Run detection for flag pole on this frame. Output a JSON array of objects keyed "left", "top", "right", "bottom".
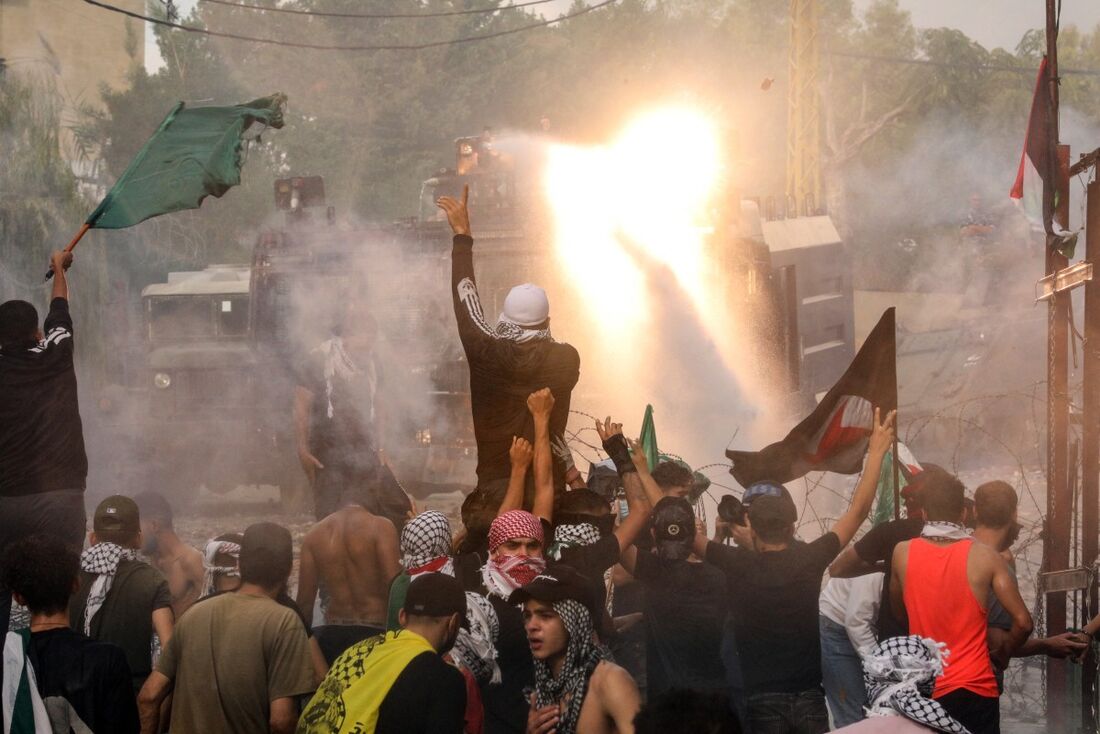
[
  {"left": 44, "top": 223, "right": 91, "bottom": 281},
  {"left": 891, "top": 430, "right": 900, "bottom": 521}
]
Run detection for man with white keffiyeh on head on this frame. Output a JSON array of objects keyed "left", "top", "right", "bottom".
[
  {"left": 203, "top": 533, "right": 243, "bottom": 596},
  {"left": 439, "top": 187, "right": 581, "bottom": 514},
  {"left": 69, "top": 495, "right": 173, "bottom": 694},
  {"left": 511, "top": 567, "right": 641, "bottom": 734},
  {"left": 831, "top": 635, "right": 970, "bottom": 733}
]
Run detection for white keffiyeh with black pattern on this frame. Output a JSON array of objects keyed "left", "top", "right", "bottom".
[
  {"left": 532, "top": 599, "right": 610, "bottom": 734},
  {"left": 863, "top": 635, "right": 971, "bottom": 733},
  {"left": 79, "top": 543, "right": 140, "bottom": 635}
]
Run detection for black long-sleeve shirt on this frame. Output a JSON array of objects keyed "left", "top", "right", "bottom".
[
  {"left": 0, "top": 298, "right": 87, "bottom": 496},
  {"left": 450, "top": 235, "right": 580, "bottom": 486}
]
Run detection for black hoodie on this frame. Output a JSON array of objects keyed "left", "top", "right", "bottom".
[{"left": 451, "top": 235, "right": 580, "bottom": 486}]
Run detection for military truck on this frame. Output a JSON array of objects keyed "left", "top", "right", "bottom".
[{"left": 138, "top": 265, "right": 304, "bottom": 501}]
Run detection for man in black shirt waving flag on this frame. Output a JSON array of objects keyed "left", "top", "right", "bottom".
[{"left": 0, "top": 250, "right": 87, "bottom": 638}]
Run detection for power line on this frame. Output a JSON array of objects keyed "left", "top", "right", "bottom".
[
  {"left": 81, "top": 0, "right": 617, "bottom": 51},
  {"left": 199, "top": 0, "right": 559, "bottom": 20}
]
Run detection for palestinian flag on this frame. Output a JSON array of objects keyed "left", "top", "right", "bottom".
[
  {"left": 1009, "top": 57, "right": 1076, "bottom": 256},
  {"left": 727, "top": 308, "right": 896, "bottom": 486},
  {"left": 871, "top": 442, "right": 922, "bottom": 526}
]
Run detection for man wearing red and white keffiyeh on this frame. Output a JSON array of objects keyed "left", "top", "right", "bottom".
[
  {"left": 401, "top": 510, "right": 455, "bottom": 578},
  {"left": 481, "top": 510, "right": 547, "bottom": 600}
]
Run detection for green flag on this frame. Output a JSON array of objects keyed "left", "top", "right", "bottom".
[
  {"left": 86, "top": 94, "right": 286, "bottom": 229},
  {"left": 640, "top": 404, "right": 659, "bottom": 471},
  {"left": 870, "top": 441, "right": 922, "bottom": 526}
]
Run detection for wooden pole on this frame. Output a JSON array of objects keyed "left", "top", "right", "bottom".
[
  {"left": 1081, "top": 175, "right": 1100, "bottom": 732},
  {"left": 44, "top": 222, "right": 91, "bottom": 281}
]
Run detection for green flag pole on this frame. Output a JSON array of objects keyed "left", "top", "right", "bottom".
[{"left": 44, "top": 223, "right": 91, "bottom": 281}]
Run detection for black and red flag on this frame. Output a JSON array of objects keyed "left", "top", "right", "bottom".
[
  {"left": 727, "top": 308, "right": 897, "bottom": 487},
  {"left": 1009, "top": 57, "right": 1075, "bottom": 256}
]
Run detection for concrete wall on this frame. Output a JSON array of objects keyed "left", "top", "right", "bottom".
[{"left": 1, "top": 0, "right": 145, "bottom": 157}]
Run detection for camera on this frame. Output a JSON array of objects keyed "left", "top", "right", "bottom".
[{"left": 717, "top": 495, "right": 746, "bottom": 525}]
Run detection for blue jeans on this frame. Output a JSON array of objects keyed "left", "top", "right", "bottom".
[
  {"left": 747, "top": 689, "right": 829, "bottom": 734},
  {"left": 819, "top": 614, "right": 868, "bottom": 727}
]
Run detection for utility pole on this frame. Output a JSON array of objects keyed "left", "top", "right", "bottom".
[
  {"left": 1043, "top": 0, "right": 1072, "bottom": 727},
  {"left": 786, "top": 0, "right": 821, "bottom": 217}
]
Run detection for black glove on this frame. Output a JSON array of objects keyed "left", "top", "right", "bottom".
[{"left": 602, "top": 434, "right": 636, "bottom": 476}]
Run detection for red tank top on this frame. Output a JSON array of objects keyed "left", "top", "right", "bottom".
[{"left": 903, "top": 538, "right": 998, "bottom": 698}]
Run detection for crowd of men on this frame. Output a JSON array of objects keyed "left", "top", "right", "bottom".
[{"left": 0, "top": 193, "right": 1095, "bottom": 734}]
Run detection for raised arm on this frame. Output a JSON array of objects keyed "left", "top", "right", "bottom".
[
  {"left": 528, "top": 388, "right": 556, "bottom": 523},
  {"left": 441, "top": 185, "right": 496, "bottom": 353},
  {"left": 498, "top": 436, "right": 534, "bottom": 516},
  {"left": 829, "top": 408, "right": 896, "bottom": 548},
  {"left": 50, "top": 250, "right": 72, "bottom": 302},
  {"left": 828, "top": 545, "right": 884, "bottom": 579},
  {"left": 594, "top": 419, "right": 653, "bottom": 554}
]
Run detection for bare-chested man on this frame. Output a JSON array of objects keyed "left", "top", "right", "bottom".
[
  {"left": 515, "top": 568, "right": 641, "bottom": 734},
  {"left": 135, "top": 491, "right": 205, "bottom": 618},
  {"left": 297, "top": 485, "right": 402, "bottom": 665}
]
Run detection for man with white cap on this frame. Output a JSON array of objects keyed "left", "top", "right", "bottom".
[{"left": 438, "top": 186, "right": 581, "bottom": 510}]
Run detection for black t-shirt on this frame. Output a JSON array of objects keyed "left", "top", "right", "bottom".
[
  {"left": 69, "top": 558, "right": 172, "bottom": 692},
  {"left": 0, "top": 298, "right": 87, "bottom": 496},
  {"left": 451, "top": 236, "right": 581, "bottom": 486},
  {"left": 634, "top": 552, "right": 729, "bottom": 696},
  {"left": 376, "top": 650, "right": 467, "bottom": 734},
  {"left": 298, "top": 343, "right": 382, "bottom": 465},
  {"left": 706, "top": 533, "right": 841, "bottom": 694},
  {"left": 28, "top": 627, "right": 139, "bottom": 734},
  {"left": 483, "top": 594, "right": 533, "bottom": 734},
  {"left": 853, "top": 517, "right": 923, "bottom": 640}
]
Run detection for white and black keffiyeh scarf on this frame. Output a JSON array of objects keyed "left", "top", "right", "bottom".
[
  {"left": 920, "top": 521, "right": 971, "bottom": 542},
  {"left": 863, "top": 636, "right": 970, "bottom": 733},
  {"left": 547, "top": 524, "right": 601, "bottom": 560},
  {"left": 202, "top": 539, "right": 241, "bottom": 596},
  {"left": 494, "top": 316, "right": 553, "bottom": 344},
  {"left": 401, "top": 511, "right": 454, "bottom": 575},
  {"left": 548, "top": 524, "right": 614, "bottom": 615},
  {"left": 315, "top": 337, "right": 377, "bottom": 420},
  {"left": 452, "top": 592, "right": 501, "bottom": 685},
  {"left": 80, "top": 543, "right": 139, "bottom": 635},
  {"left": 533, "top": 599, "right": 610, "bottom": 734}
]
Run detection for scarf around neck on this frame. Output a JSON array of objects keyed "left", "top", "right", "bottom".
[
  {"left": 533, "top": 599, "right": 609, "bottom": 734},
  {"left": 494, "top": 317, "right": 553, "bottom": 344},
  {"left": 481, "top": 555, "right": 547, "bottom": 599},
  {"left": 920, "top": 521, "right": 971, "bottom": 542},
  {"left": 451, "top": 592, "right": 501, "bottom": 685},
  {"left": 548, "top": 523, "right": 614, "bottom": 616},
  {"left": 80, "top": 543, "right": 140, "bottom": 635}
]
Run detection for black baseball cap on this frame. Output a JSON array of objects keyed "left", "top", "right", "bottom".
[
  {"left": 93, "top": 495, "right": 140, "bottom": 534},
  {"left": 404, "top": 573, "right": 467, "bottom": 619},
  {"left": 509, "top": 564, "right": 598, "bottom": 618},
  {"left": 653, "top": 496, "right": 694, "bottom": 542},
  {"left": 748, "top": 493, "right": 798, "bottom": 529}
]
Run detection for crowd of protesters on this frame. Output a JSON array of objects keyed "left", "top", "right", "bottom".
[{"left": 0, "top": 194, "right": 1096, "bottom": 734}]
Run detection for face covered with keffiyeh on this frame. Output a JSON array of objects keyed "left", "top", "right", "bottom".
[
  {"left": 482, "top": 511, "right": 546, "bottom": 599},
  {"left": 862, "top": 636, "right": 971, "bottom": 733},
  {"left": 401, "top": 511, "right": 454, "bottom": 577},
  {"left": 523, "top": 597, "right": 609, "bottom": 734}
]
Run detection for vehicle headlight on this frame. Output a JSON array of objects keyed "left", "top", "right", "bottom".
[
  {"left": 416, "top": 429, "right": 432, "bottom": 446},
  {"left": 153, "top": 372, "right": 172, "bottom": 390}
]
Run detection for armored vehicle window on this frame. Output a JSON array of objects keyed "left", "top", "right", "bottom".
[
  {"left": 217, "top": 297, "right": 249, "bottom": 337},
  {"left": 149, "top": 298, "right": 215, "bottom": 341}
]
